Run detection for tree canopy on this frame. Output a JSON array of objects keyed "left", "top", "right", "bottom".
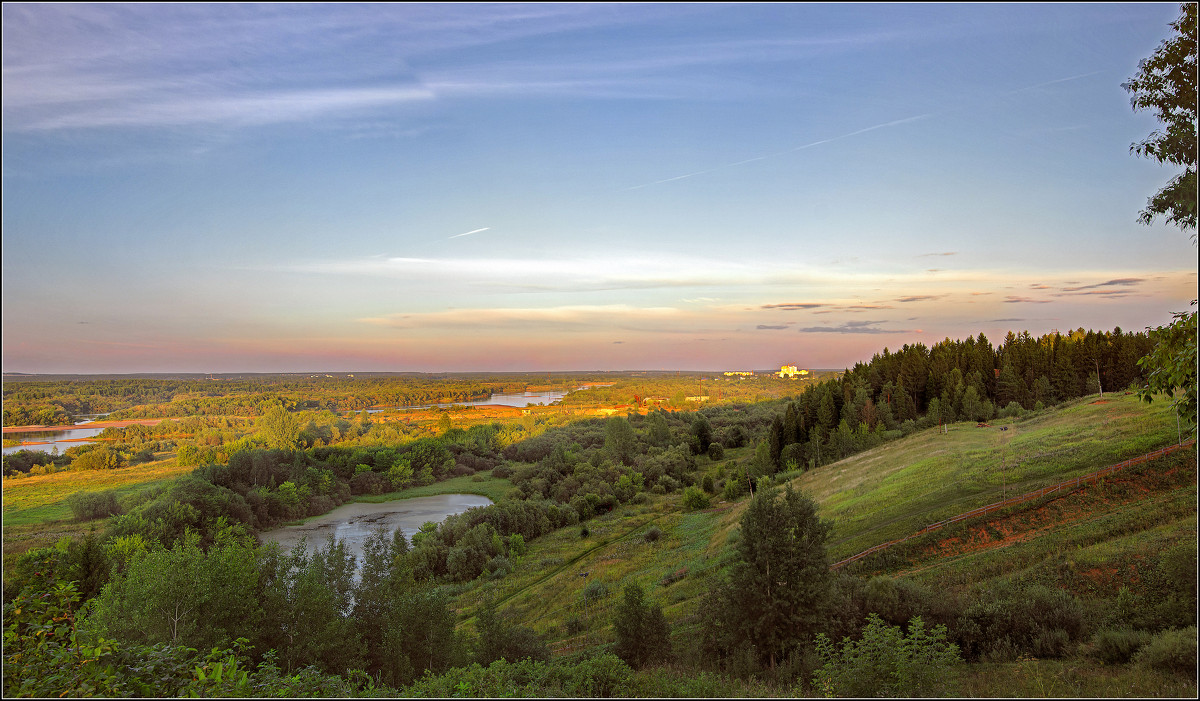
[{"left": 1123, "top": 2, "right": 1198, "bottom": 233}]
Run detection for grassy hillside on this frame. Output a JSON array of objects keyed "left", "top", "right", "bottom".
[
  {"left": 459, "top": 392, "right": 1192, "bottom": 676},
  {"left": 787, "top": 393, "right": 1181, "bottom": 561}
]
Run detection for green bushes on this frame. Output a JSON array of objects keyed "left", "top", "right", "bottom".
[
  {"left": 1090, "top": 628, "right": 1153, "bottom": 665},
  {"left": 1133, "top": 626, "right": 1198, "bottom": 676},
  {"left": 474, "top": 602, "right": 549, "bottom": 665},
  {"left": 682, "top": 485, "right": 710, "bottom": 511},
  {"left": 955, "top": 584, "right": 1087, "bottom": 661},
  {"left": 813, "top": 614, "right": 962, "bottom": 697},
  {"left": 67, "top": 490, "right": 123, "bottom": 521},
  {"left": 397, "top": 654, "right": 634, "bottom": 698}
]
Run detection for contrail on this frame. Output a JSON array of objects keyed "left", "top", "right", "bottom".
[
  {"left": 621, "top": 69, "right": 1102, "bottom": 193},
  {"left": 448, "top": 227, "right": 490, "bottom": 239},
  {"left": 622, "top": 113, "right": 932, "bottom": 191}
]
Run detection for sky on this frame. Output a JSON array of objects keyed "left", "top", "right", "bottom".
[{"left": 2, "top": 2, "right": 1196, "bottom": 374}]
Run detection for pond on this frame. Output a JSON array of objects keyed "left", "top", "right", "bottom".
[{"left": 258, "top": 493, "right": 492, "bottom": 563}]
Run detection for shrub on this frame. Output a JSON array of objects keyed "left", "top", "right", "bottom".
[
  {"left": 1134, "top": 627, "right": 1197, "bottom": 676},
  {"left": 955, "top": 584, "right": 1086, "bottom": 661},
  {"left": 682, "top": 485, "right": 711, "bottom": 511},
  {"left": 707, "top": 443, "right": 725, "bottom": 461},
  {"left": 813, "top": 614, "right": 962, "bottom": 698},
  {"left": 582, "top": 580, "right": 607, "bottom": 602},
  {"left": 1091, "top": 628, "right": 1153, "bottom": 665},
  {"left": 349, "top": 471, "right": 390, "bottom": 495},
  {"left": 565, "top": 616, "right": 585, "bottom": 635},
  {"left": 66, "top": 490, "right": 123, "bottom": 521},
  {"left": 486, "top": 555, "right": 513, "bottom": 578},
  {"left": 642, "top": 525, "right": 663, "bottom": 543}
]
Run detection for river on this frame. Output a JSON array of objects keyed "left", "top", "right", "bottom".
[
  {"left": 258, "top": 493, "right": 493, "bottom": 562},
  {"left": 2, "top": 426, "right": 107, "bottom": 456},
  {"left": 367, "top": 388, "right": 573, "bottom": 412}
]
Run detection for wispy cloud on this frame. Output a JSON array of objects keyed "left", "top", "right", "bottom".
[
  {"left": 1060, "top": 277, "right": 1144, "bottom": 292},
  {"left": 917, "top": 251, "right": 958, "bottom": 257},
  {"left": 1053, "top": 289, "right": 1137, "bottom": 298},
  {"left": 761, "top": 302, "right": 825, "bottom": 310},
  {"left": 757, "top": 324, "right": 790, "bottom": 330},
  {"left": 895, "top": 294, "right": 945, "bottom": 303},
  {"left": 1004, "top": 295, "right": 1052, "bottom": 304},
  {"left": 797, "top": 320, "right": 914, "bottom": 334},
  {"left": 360, "top": 304, "right": 683, "bottom": 330}
]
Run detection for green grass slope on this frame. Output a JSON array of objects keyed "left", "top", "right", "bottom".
[{"left": 463, "top": 392, "right": 1189, "bottom": 658}]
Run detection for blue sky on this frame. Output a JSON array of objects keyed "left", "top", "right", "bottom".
[{"left": 3, "top": 3, "right": 1195, "bottom": 373}]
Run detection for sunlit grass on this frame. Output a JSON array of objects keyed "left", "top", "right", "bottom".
[
  {"left": 781, "top": 393, "right": 1179, "bottom": 560},
  {"left": 1, "top": 454, "right": 189, "bottom": 526}
]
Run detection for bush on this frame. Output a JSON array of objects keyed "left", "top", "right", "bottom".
[
  {"left": 66, "top": 490, "right": 123, "bottom": 521},
  {"left": 955, "top": 584, "right": 1086, "bottom": 661},
  {"left": 707, "top": 443, "right": 725, "bottom": 461},
  {"left": 642, "top": 525, "right": 663, "bottom": 543},
  {"left": 1091, "top": 628, "right": 1153, "bottom": 665},
  {"left": 1134, "top": 627, "right": 1197, "bottom": 676},
  {"left": 682, "top": 485, "right": 711, "bottom": 511},
  {"left": 582, "top": 580, "right": 608, "bottom": 602},
  {"left": 813, "top": 614, "right": 962, "bottom": 697}
]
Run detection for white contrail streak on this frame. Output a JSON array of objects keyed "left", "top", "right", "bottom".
[
  {"left": 622, "top": 113, "right": 932, "bottom": 191},
  {"left": 621, "top": 69, "right": 1102, "bottom": 192},
  {"left": 448, "top": 227, "right": 490, "bottom": 239}
]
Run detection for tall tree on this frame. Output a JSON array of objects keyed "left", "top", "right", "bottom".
[
  {"left": 1126, "top": 3, "right": 1198, "bottom": 434},
  {"left": 612, "top": 582, "right": 672, "bottom": 669},
  {"left": 257, "top": 404, "right": 302, "bottom": 450},
  {"left": 707, "top": 483, "right": 831, "bottom": 670},
  {"left": 1123, "top": 2, "right": 1198, "bottom": 233}
]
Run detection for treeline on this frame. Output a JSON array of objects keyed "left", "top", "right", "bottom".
[
  {"left": 558, "top": 372, "right": 832, "bottom": 408},
  {"left": 3, "top": 374, "right": 594, "bottom": 426},
  {"left": 738, "top": 327, "right": 1155, "bottom": 475}
]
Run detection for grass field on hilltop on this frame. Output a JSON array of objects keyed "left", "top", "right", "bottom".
[{"left": 782, "top": 393, "right": 1181, "bottom": 560}]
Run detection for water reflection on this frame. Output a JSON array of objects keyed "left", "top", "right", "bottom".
[
  {"left": 258, "top": 493, "right": 492, "bottom": 564},
  {"left": 3, "top": 427, "right": 104, "bottom": 456}
]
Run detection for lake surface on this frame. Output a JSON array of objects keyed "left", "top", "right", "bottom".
[{"left": 258, "top": 493, "right": 493, "bottom": 562}]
